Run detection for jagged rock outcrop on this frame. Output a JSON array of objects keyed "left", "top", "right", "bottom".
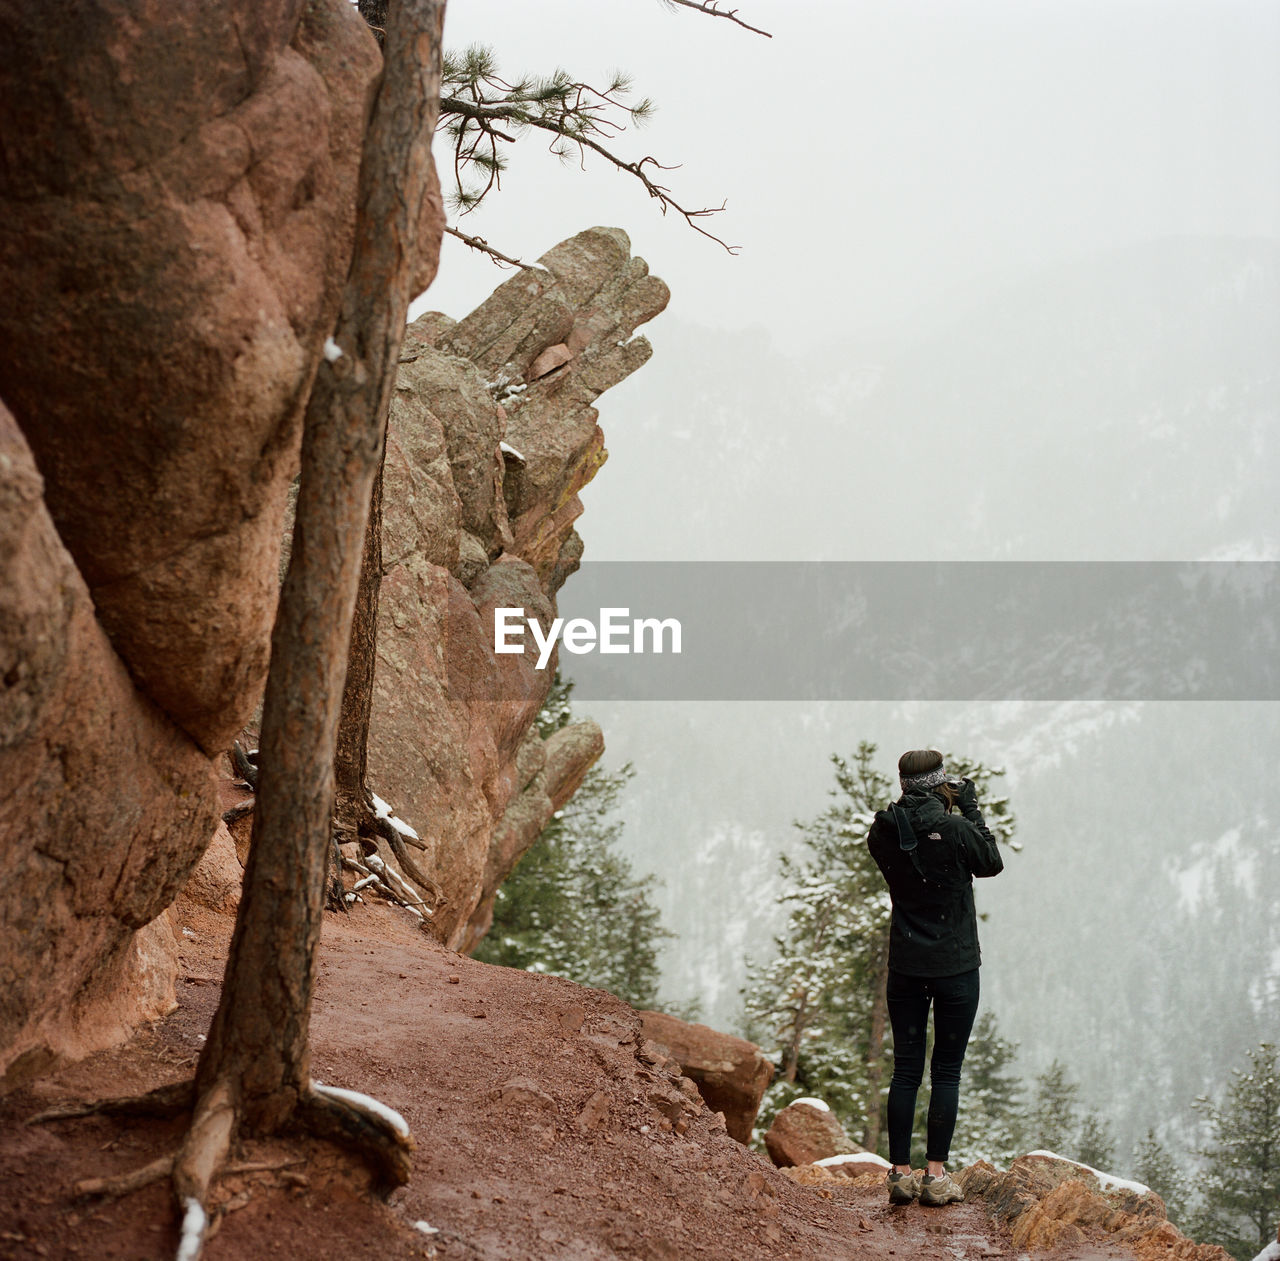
[
  {"left": 637, "top": 1009, "right": 775, "bottom": 1144},
  {"left": 368, "top": 228, "right": 669, "bottom": 949},
  {"left": 764, "top": 1099, "right": 862, "bottom": 1168},
  {"left": 957, "top": 1153, "right": 1233, "bottom": 1260},
  {"left": 0, "top": 1, "right": 380, "bottom": 1078}
]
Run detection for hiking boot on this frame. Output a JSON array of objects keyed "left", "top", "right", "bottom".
[
  {"left": 886, "top": 1169, "right": 921, "bottom": 1204},
  {"left": 919, "top": 1171, "right": 965, "bottom": 1206}
]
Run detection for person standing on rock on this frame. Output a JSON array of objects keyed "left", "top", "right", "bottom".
[{"left": 865, "top": 748, "right": 1004, "bottom": 1206}]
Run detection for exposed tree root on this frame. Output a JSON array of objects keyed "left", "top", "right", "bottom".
[
  {"left": 220, "top": 799, "right": 255, "bottom": 826},
  {"left": 226, "top": 739, "right": 443, "bottom": 921},
  {"left": 75, "top": 1152, "right": 175, "bottom": 1198},
  {"left": 26, "top": 1079, "right": 194, "bottom": 1125},
  {"left": 74, "top": 1154, "right": 306, "bottom": 1201},
  {"left": 170, "top": 1077, "right": 235, "bottom": 1257},
  {"left": 28, "top": 1077, "right": 412, "bottom": 1260},
  {"left": 302, "top": 1081, "right": 415, "bottom": 1189}
]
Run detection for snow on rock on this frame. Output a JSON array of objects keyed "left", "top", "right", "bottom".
[
  {"left": 311, "top": 1081, "right": 411, "bottom": 1138},
  {"left": 792, "top": 1096, "right": 830, "bottom": 1112},
  {"left": 414, "top": 1221, "right": 440, "bottom": 1236},
  {"left": 1250, "top": 1244, "right": 1280, "bottom": 1261},
  {"left": 816, "top": 1152, "right": 891, "bottom": 1170},
  {"left": 499, "top": 440, "right": 526, "bottom": 463},
  {"left": 323, "top": 336, "right": 343, "bottom": 362},
  {"left": 1024, "top": 1150, "right": 1150, "bottom": 1196}
]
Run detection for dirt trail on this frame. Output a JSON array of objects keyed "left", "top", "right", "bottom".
[{"left": 0, "top": 898, "right": 1135, "bottom": 1260}]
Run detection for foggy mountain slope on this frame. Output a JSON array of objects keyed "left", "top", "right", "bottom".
[
  {"left": 585, "top": 237, "right": 1279, "bottom": 564},
  {"left": 797, "top": 235, "right": 1280, "bottom": 561},
  {"left": 555, "top": 234, "right": 1279, "bottom": 1170},
  {"left": 574, "top": 694, "right": 1280, "bottom": 1165},
  {"left": 944, "top": 701, "right": 1280, "bottom": 1158}
]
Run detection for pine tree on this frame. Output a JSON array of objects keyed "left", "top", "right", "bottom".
[
  {"left": 1192, "top": 1042, "right": 1280, "bottom": 1260},
  {"left": 1077, "top": 1111, "right": 1117, "bottom": 1169},
  {"left": 1132, "top": 1128, "right": 1189, "bottom": 1225},
  {"left": 741, "top": 744, "right": 893, "bottom": 1147},
  {"left": 475, "top": 678, "right": 674, "bottom": 1010},
  {"left": 950, "top": 1011, "right": 1026, "bottom": 1166},
  {"left": 1025, "top": 1060, "right": 1081, "bottom": 1154},
  {"left": 742, "top": 742, "right": 1017, "bottom": 1155}
]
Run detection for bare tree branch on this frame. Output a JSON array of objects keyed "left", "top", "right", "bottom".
[
  {"left": 660, "top": 0, "right": 772, "bottom": 38},
  {"left": 443, "top": 225, "right": 534, "bottom": 270},
  {"left": 440, "top": 92, "right": 741, "bottom": 254}
]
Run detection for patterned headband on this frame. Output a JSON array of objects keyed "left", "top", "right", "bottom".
[{"left": 900, "top": 763, "right": 948, "bottom": 791}]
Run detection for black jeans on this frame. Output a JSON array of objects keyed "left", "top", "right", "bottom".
[{"left": 885, "top": 967, "right": 980, "bottom": 1166}]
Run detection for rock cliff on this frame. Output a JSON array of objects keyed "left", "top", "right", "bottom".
[
  {"left": 0, "top": 0, "right": 667, "bottom": 1079},
  {"left": 367, "top": 227, "right": 669, "bottom": 950},
  {"left": 0, "top": 0, "right": 380, "bottom": 1081}
]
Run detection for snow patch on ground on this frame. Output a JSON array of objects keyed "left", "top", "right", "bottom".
[
  {"left": 1249, "top": 1241, "right": 1280, "bottom": 1261},
  {"left": 1024, "top": 1150, "right": 1150, "bottom": 1196}
]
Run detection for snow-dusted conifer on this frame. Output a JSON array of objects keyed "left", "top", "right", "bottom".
[
  {"left": 474, "top": 675, "right": 673, "bottom": 1010},
  {"left": 1191, "top": 1042, "right": 1280, "bottom": 1260},
  {"left": 950, "top": 1011, "right": 1025, "bottom": 1166},
  {"left": 1025, "top": 1059, "right": 1081, "bottom": 1153},
  {"left": 1076, "top": 1110, "right": 1117, "bottom": 1169},
  {"left": 1132, "top": 1128, "right": 1189, "bottom": 1225}
]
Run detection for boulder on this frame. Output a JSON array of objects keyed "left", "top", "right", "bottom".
[
  {"left": 637, "top": 1010, "right": 774, "bottom": 1145},
  {"left": 367, "top": 228, "right": 668, "bottom": 950},
  {"left": 957, "top": 1154, "right": 1232, "bottom": 1261},
  {"left": 180, "top": 822, "right": 244, "bottom": 916},
  {"left": 779, "top": 1153, "right": 891, "bottom": 1186},
  {"left": 764, "top": 1099, "right": 861, "bottom": 1168}
]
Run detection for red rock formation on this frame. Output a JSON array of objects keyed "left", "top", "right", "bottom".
[
  {"left": 0, "top": 1, "right": 379, "bottom": 1078},
  {"left": 638, "top": 1009, "right": 775, "bottom": 1145},
  {"left": 0, "top": 407, "right": 216, "bottom": 1080},
  {"left": 0, "top": 0, "right": 378, "bottom": 754},
  {"left": 368, "top": 228, "right": 669, "bottom": 949},
  {"left": 764, "top": 1100, "right": 862, "bottom": 1168},
  {"left": 0, "top": 0, "right": 666, "bottom": 1070}
]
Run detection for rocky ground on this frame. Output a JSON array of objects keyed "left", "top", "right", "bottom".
[{"left": 0, "top": 896, "right": 1146, "bottom": 1260}]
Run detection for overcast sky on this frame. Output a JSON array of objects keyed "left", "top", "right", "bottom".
[{"left": 420, "top": 0, "right": 1280, "bottom": 351}]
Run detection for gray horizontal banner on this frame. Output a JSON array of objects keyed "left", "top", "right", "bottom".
[{"left": 452, "top": 562, "right": 1279, "bottom": 701}]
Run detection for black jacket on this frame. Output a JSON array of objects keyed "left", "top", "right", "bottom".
[{"left": 866, "top": 786, "right": 1004, "bottom": 977}]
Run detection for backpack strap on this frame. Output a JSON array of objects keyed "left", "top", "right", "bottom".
[{"left": 890, "top": 803, "right": 930, "bottom": 883}]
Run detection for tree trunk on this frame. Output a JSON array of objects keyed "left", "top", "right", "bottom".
[
  {"left": 357, "top": 0, "right": 390, "bottom": 46},
  {"left": 193, "top": 0, "right": 446, "bottom": 1136},
  {"left": 781, "top": 990, "right": 808, "bottom": 1084},
  {"left": 862, "top": 922, "right": 892, "bottom": 1150},
  {"left": 334, "top": 449, "right": 384, "bottom": 828}
]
